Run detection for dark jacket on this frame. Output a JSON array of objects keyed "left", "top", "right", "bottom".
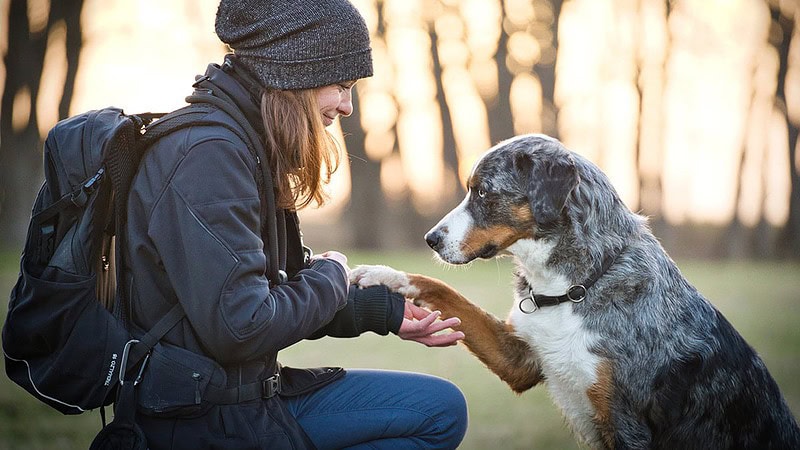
[{"left": 124, "top": 56, "right": 404, "bottom": 449}]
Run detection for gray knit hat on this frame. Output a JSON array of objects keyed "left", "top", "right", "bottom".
[{"left": 215, "top": 0, "right": 373, "bottom": 90}]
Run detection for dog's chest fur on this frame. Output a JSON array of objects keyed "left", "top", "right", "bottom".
[
  {"left": 507, "top": 240, "right": 603, "bottom": 446},
  {"left": 509, "top": 297, "right": 603, "bottom": 445}
]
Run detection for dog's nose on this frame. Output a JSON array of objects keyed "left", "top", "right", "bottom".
[{"left": 425, "top": 230, "right": 443, "bottom": 251}]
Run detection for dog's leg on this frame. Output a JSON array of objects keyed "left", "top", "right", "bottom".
[
  {"left": 408, "top": 273, "right": 544, "bottom": 393},
  {"left": 352, "top": 265, "right": 543, "bottom": 393}
]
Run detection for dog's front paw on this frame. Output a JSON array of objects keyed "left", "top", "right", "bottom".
[
  {"left": 349, "top": 265, "right": 419, "bottom": 298},
  {"left": 412, "top": 297, "right": 434, "bottom": 310}
]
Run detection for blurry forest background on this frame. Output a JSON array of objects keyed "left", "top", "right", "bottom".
[{"left": 1, "top": 0, "right": 799, "bottom": 260}]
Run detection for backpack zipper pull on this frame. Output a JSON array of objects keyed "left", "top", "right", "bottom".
[{"left": 192, "top": 372, "right": 202, "bottom": 405}]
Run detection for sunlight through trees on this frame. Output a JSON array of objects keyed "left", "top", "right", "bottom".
[{"left": 1, "top": 0, "right": 798, "bottom": 257}]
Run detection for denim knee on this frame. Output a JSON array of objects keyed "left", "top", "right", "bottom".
[{"left": 428, "top": 377, "right": 468, "bottom": 449}]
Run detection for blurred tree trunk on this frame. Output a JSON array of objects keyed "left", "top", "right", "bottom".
[
  {"left": 634, "top": 0, "right": 669, "bottom": 221},
  {"left": 0, "top": 0, "right": 44, "bottom": 252},
  {"left": 488, "top": 0, "right": 515, "bottom": 146},
  {"left": 535, "top": 0, "right": 563, "bottom": 139},
  {"left": 430, "top": 22, "right": 463, "bottom": 201},
  {"left": 342, "top": 87, "right": 384, "bottom": 249},
  {"left": 59, "top": 0, "right": 84, "bottom": 119},
  {"left": 770, "top": 3, "right": 799, "bottom": 259},
  {"left": 0, "top": 0, "right": 84, "bottom": 252}
]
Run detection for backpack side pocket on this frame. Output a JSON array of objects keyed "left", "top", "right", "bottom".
[{"left": 136, "top": 341, "right": 225, "bottom": 419}]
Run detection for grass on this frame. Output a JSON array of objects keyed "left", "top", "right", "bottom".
[{"left": 0, "top": 250, "right": 798, "bottom": 449}]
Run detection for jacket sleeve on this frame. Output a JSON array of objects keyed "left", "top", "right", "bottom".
[
  {"left": 307, "top": 285, "right": 405, "bottom": 339},
  {"left": 147, "top": 133, "right": 347, "bottom": 365}
]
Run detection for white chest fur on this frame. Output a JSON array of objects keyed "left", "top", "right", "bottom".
[
  {"left": 507, "top": 239, "right": 602, "bottom": 447},
  {"left": 509, "top": 304, "right": 602, "bottom": 446}
]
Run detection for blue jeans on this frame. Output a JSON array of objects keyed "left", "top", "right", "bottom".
[{"left": 282, "top": 369, "right": 468, "bottom": 449}]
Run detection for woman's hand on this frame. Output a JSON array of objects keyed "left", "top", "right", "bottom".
[
  {"left": 311, "top": 250, "right": 350, "bottom": 285},
  {"left": 398, "top": 301, "right": 465, "bottom": 347}
]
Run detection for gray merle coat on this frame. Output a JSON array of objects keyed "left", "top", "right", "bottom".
[{"left": 352, "top": 134, "right": 800, "bottom": 449}]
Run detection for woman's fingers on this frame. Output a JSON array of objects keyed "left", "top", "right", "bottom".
[{"left": 398, "top": 305, "right": 464, "bottom": 347}]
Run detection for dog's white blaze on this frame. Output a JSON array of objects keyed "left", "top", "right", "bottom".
[
  {"left": 429, "top": 195, "right": 473, "bottom": 264},
  {"left": 507, "top": 238, "right": 603, "bottom": 447}
]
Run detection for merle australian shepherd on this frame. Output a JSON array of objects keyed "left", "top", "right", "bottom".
[{"left": 351, "top": 134, "right": 800, "bottom": 449}]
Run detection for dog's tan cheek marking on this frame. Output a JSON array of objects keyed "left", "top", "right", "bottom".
[
  {"left": 511, "top": 203, "right": 535, "bottom": 225},
  {"left": 461, "top": 223, "right": 533, "bottom": 254},
  {"left": 587, "top": 360, "right": 615, "bottom": 449}
]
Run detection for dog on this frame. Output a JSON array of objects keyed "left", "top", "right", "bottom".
[{"left": 350, "top": 134, "right": 800, "bottom": 449}]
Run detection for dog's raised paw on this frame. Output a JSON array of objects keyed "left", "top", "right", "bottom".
[
  {"left": 412, "top": 298, "right": 433, "bottom": 310},
  {"left": 349, "top": 265, "right": 419, "bottom": 297}
]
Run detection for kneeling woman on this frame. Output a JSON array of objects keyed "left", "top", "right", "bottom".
[{"left": 124, "top": 0, "right": 468, "bottom": 448}]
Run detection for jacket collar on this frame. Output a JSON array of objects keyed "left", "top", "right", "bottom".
[{"left": 193, "top": 54, "right": 265, "bottom": 138}]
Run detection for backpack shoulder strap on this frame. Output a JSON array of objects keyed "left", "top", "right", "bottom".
[
  {"left": 122, "top": 302, "right": 185, "bottom": 379},
  {"left": 138, "top": 106, "right": 213, "bottom": 146}
]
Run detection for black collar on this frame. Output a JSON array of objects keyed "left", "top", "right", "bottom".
[{"left": 519, "top": 249, "right": 622, "bottom": 314}]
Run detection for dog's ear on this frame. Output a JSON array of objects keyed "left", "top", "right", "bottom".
[{"left": 514, "top": 151, "right": 579, "bottom": 225}]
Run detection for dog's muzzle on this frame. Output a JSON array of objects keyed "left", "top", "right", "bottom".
[{"left": 425, "top": 229, "right": 444, "bottom": 252}]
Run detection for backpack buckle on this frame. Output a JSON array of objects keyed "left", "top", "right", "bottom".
[
  {"left": 70, "top": 189, "right": 88, "bottom": 208},
  {"left": 70, "top": 168, "right": 105, "bottom": 208},
  {"left": 262, "top": 373, "right": 281, "bottom": 398}
]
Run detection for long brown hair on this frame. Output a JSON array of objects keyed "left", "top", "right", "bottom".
[{"left": 260, "top": 88, "right": 341, "bottom": 210}]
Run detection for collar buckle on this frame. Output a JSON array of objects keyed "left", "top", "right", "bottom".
[
  {"left": 519, "top": 293, "right": 539, "bottom": 314},
  {"left": 566, "top": 285, "right": 587, "bottom": 302}
]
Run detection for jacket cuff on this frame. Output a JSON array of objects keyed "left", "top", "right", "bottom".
[
  {"left": 385, "top": 292, "right": 405, "bottom": 334},
  {"left": 353, "top": 285, "right": 403, "bottom": 336}
]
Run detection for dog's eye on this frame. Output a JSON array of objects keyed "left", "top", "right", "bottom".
[{"left": 477, "top": 188, "right": 487, "bottom": 198}]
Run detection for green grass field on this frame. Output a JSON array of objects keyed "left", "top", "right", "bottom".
[{"left": 0, "top": 250, "right": 798, "bottom": 449}]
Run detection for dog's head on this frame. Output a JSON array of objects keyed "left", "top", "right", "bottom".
[{"left": 425, "top": 134, "right": 580, "bottom": 264}]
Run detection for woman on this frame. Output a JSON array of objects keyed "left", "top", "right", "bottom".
[{"left": 123, "top": 0, "right": 468, "bottom": 448}]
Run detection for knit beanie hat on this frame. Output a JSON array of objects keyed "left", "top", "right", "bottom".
[{"left": 215, "top": 0, "right": 373, "bottom": 90}]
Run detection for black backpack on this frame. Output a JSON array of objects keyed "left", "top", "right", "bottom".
[{"left": 1, "top": 93, "right": 280, "bottom": 416}]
